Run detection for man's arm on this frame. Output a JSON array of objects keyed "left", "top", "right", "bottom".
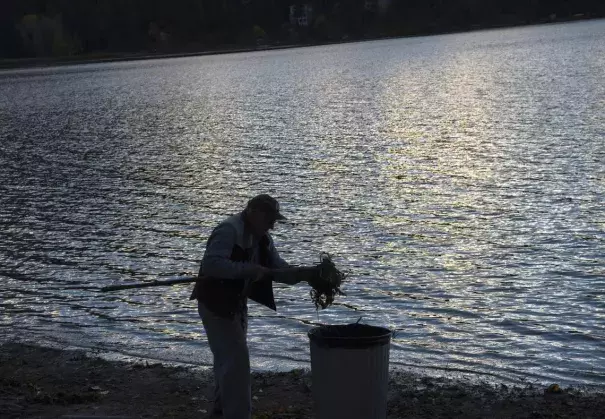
[
  {"left": 202, "top": 223, "right": 262, "bottom": 279},
  {"left": 268, "top": 235, "right": 302, "bottom": 285},
  {"left": 268, "top": 235, "right": 290, "bottom": 269}
]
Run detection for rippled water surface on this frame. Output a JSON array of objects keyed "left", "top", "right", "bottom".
[{"left": 1, "top": 20, "right": 604, "bottom": 385}]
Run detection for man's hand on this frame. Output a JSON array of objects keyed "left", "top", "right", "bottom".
[
  {"left": 272, "top": 267, "right": 315, "bottom": 285},
  {"left": 278, "top": 276, "right": 302, "bottom": 285}
]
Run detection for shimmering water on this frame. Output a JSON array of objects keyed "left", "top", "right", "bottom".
[{"left": 1, "top": 20, "right": 604, "bottom": 385}]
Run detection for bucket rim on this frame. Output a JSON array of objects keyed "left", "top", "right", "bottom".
[{"left": 307, "top": 323, "right": 392, "bottom": 340}]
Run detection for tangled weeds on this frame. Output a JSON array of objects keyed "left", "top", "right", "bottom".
[{"left": 308, "top": 253, "right": 346, "bottom": 309}]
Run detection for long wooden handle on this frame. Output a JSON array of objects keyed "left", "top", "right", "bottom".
[
  {"left": 100, "top": 276, "right": 197, "bottom": 292},
  {"left": 272, "top": 267, "right": 318, "bottom": 275},
  {"left": 100, "top": 267, "right": 318, "bottom": 293}
]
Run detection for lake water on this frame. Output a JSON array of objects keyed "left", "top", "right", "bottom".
[{"left": 1, "top": 20, "right": 604, "bottom": 386}]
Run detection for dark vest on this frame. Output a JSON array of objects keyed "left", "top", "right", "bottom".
[{"left": 190, "top": 235, "right": 276, "bottom": 318}]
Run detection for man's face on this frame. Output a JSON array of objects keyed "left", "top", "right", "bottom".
[{"left": 248, "top": 209, "right": 276, "bottom": 237}]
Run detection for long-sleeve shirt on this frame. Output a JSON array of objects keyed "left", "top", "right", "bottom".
[{"left": 201, "top": 213, "right": 289, "bottom": 280}]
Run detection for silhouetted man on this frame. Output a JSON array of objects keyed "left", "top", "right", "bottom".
[{"left": 190, "top": 194, "right": 300, "bottom": 419}]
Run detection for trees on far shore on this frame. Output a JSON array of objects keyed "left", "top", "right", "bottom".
[{"left": 1, "top": 0, "right": 604, "bottom": 59}]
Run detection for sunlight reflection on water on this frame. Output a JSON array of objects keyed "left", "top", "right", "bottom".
[{"left": 1, "top": 20, "right": 604, "bottom": 385}]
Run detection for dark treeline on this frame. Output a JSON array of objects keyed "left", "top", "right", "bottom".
[{"left": 1, "top": 0, "right": 604, "bottom": 59}]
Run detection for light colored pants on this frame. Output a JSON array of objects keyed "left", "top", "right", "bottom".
[{"left": 198, "top": 301, "right": 251, "bottom": 419}]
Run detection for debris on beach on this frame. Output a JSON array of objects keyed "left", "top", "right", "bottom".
[{"left": 545, "top": 383, "right": 562, "bottom": 394}]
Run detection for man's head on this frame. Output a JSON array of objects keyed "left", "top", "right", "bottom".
[{"left": 244, "top": 194, "right": 286, "bottom": 237}]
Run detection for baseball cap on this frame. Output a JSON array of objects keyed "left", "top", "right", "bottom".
[{"left": 246, "top": 194, "right": 286, "bottom": 221}]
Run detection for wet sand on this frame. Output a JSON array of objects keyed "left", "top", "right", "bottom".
[{"left": 1, "top": 342, "right": 603, "bottom": 418}]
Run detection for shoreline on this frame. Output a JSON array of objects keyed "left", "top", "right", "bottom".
[
  {"left": 1, "top": 342, "right": 603, "bottom": 418},
  {"left": 0, "top": 16, "right": 601, "bottom": 71}
]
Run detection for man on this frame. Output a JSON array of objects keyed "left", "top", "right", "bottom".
[{"left": 190, "top": 194, "right": 301, "bottom": 419}]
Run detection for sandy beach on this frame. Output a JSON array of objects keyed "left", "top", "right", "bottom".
[{"left": 1, "top": 342, "right": 603, "bottom": 419}]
